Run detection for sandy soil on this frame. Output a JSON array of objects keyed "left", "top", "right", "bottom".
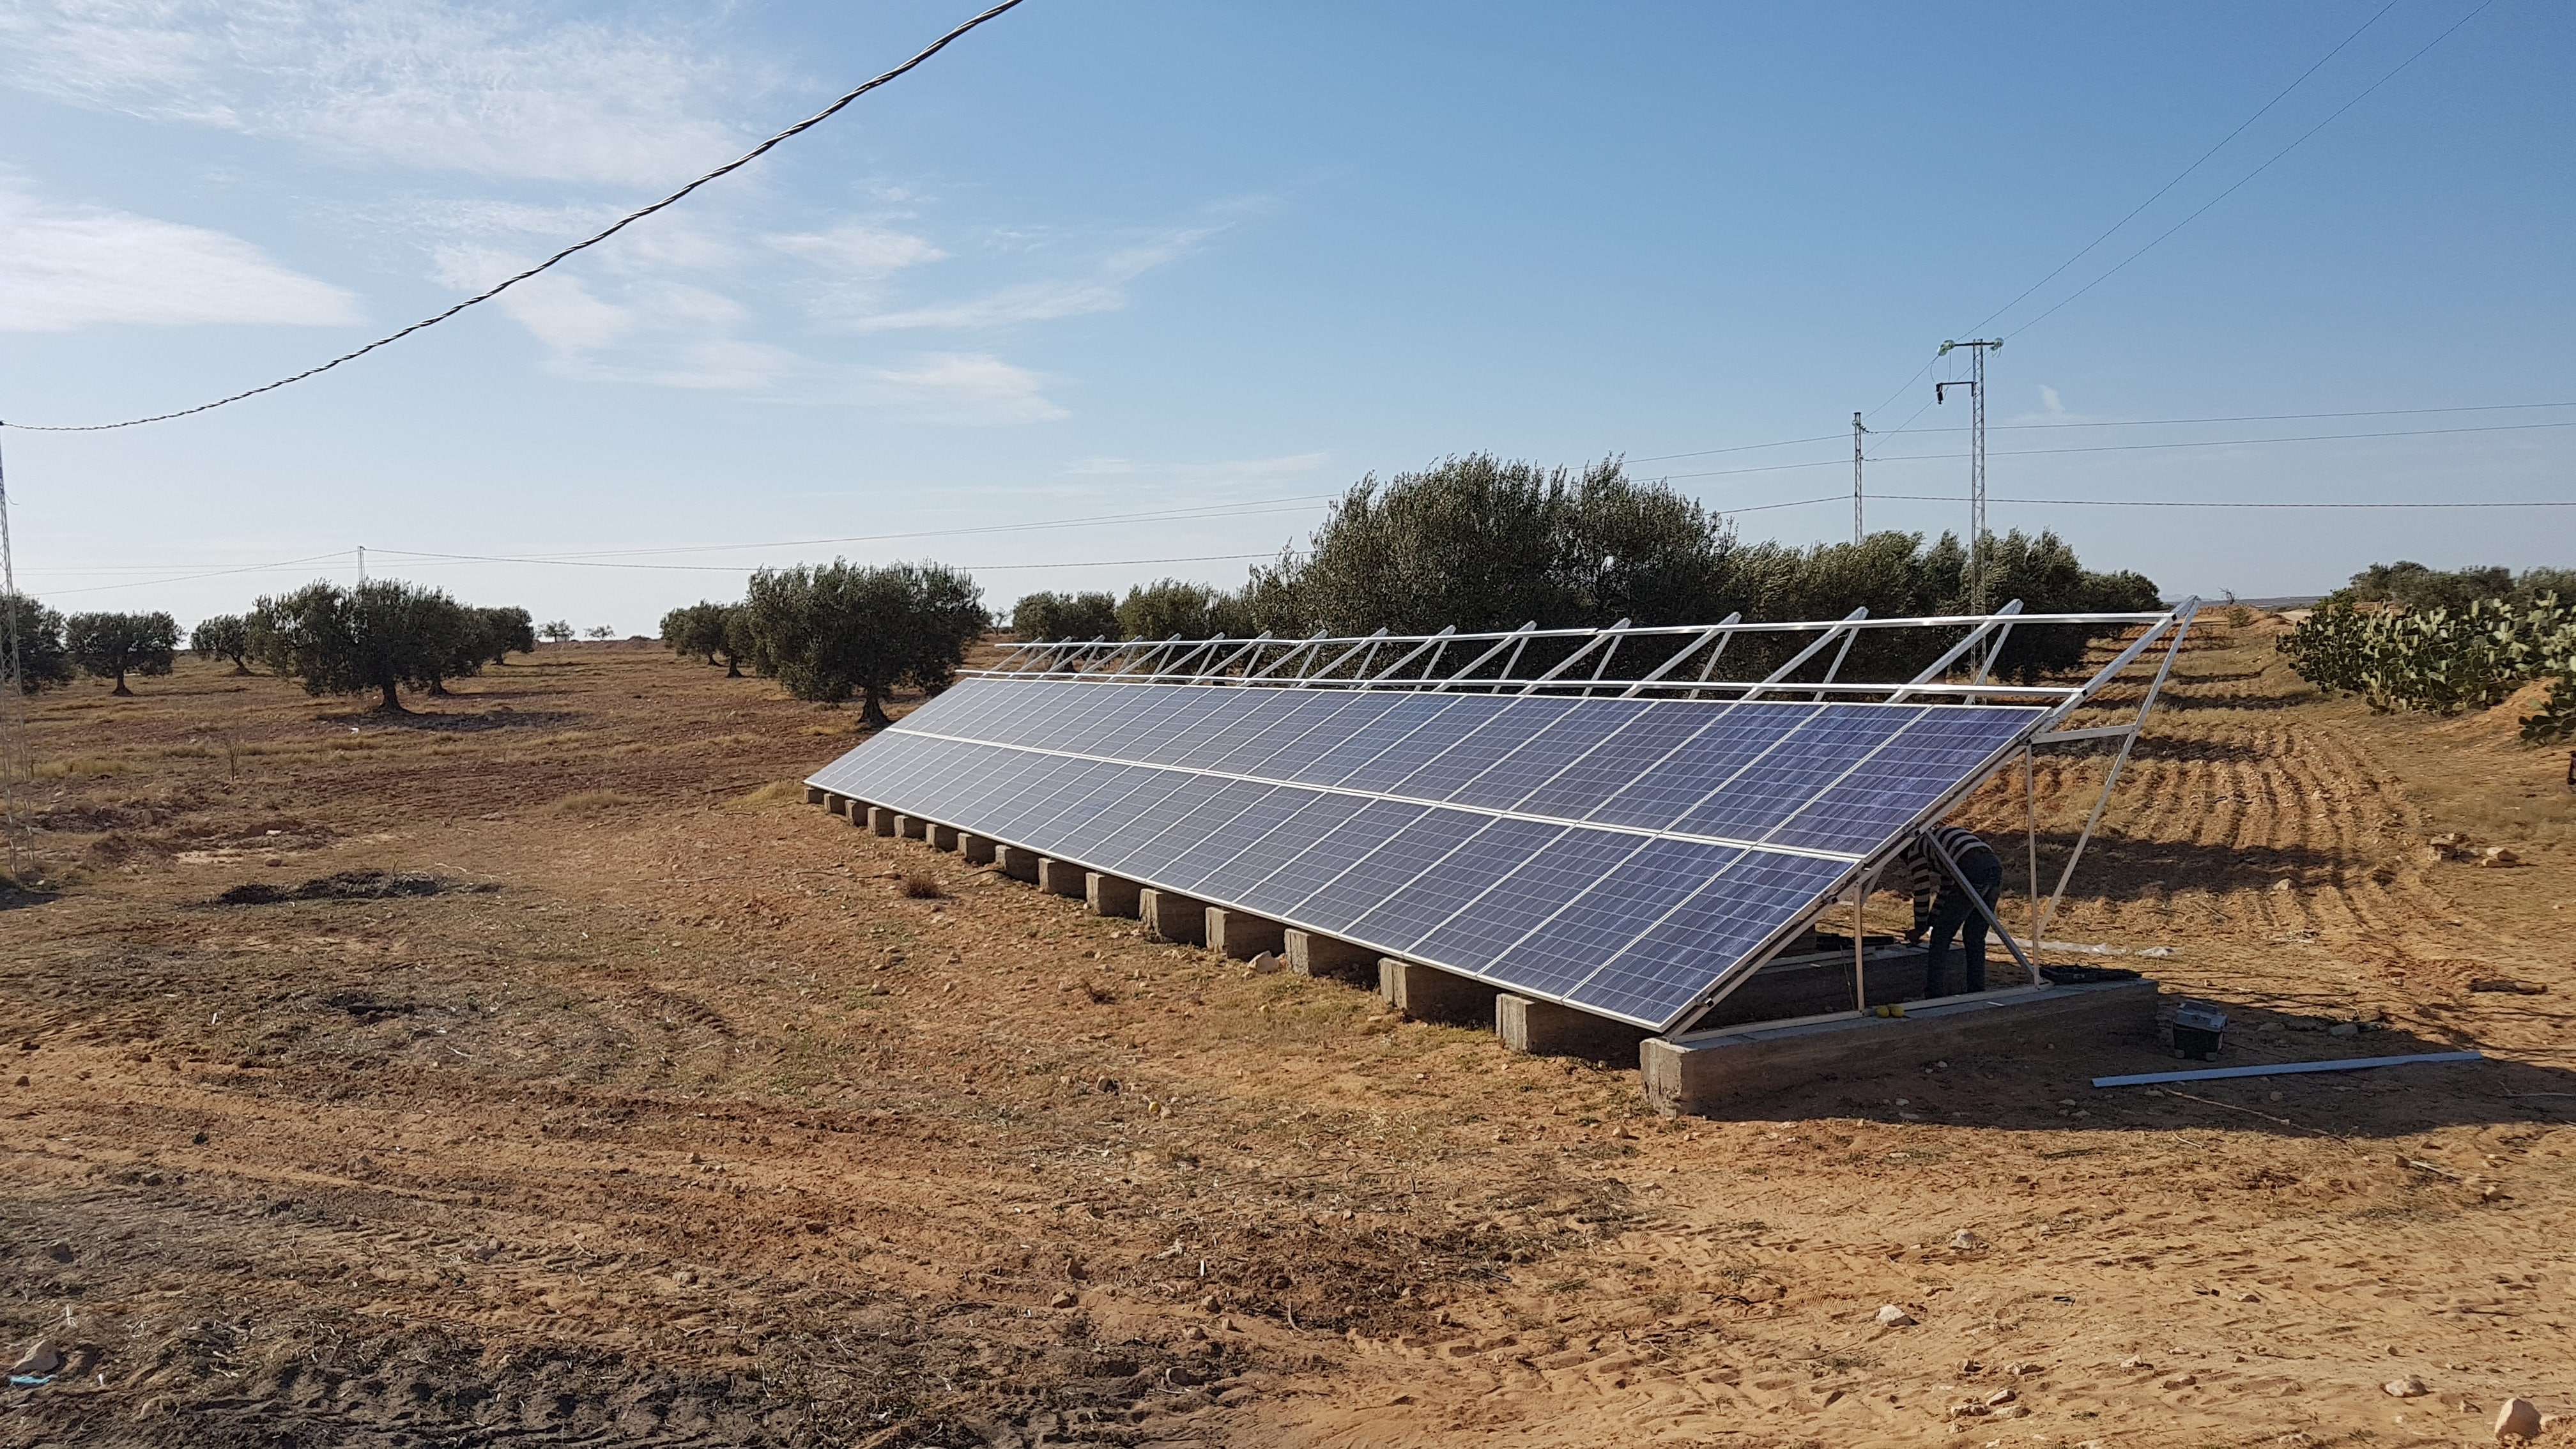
[{"left": 4, "top": 624, "right": 2574, "bottom": 1448}]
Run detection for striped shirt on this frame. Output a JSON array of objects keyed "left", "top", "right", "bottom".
[{"left": 1895, "top": 826, "right": 1998, "bottom": 932}]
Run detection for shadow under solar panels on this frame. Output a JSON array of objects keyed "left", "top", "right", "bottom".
[{"left": 808, "top": 675, "right": 2051, "bottom": 1029}]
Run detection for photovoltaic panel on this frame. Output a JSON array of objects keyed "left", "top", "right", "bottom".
[{"left": 808, "top": 675, "right": 2051, "bottom": 1029}]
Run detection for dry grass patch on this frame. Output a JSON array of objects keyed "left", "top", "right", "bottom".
[
  {"left": 728, "top": 779, "right": 809, "bottom": 810},
  {"left": 546, "top": 789, "right": 644, "bottom": 814},
  {"left": 895, "top": 871, "right": 946, "bottom": 900}
]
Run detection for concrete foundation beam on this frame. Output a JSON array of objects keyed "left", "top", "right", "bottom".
[
  {"left": 846, "top": 802, "right": 870, "bottom": 828},
  {"left": 930, "top": 824, "right": 961, "bottom": 851},
  {"left": 1641, "top": 977, "right": 2159, "bottom": 1117},
  {"left": 1379, "top": 958, "right": 1501, "bottom": 1027},
  {"left": 1087, "top": 873, "right": 1142, "bottom": 918},
  {"left": 1497, "top": 994, "right": 1652, "bottom": 1062},
  {"left": 822, "top": 793, "right": 846, "bottom": 816},
  {"left": 1140, "top": 888, "right": 1208, "bottom": 945},
  {"left": 866, "top": 807, "right": 898, "bottom": 838},
  {"left": 804, "top": 785, "right": 828, "bottom": 806},
  {"left": 1206, "top": 908, "right": 1287, "bottom": 960},
  {"left": 995, "top": 845, "right": 1042, "bottom": 883},
  {"left": 1037, "top": 858, "right": 1089, "bottom": 898},
  {"left": 1285, "top": 930, "right": 1376, "bottom": 983},
  {"left": 961, "top": 834, "right": 997, "bottom": 866},
  {"left": 894, "top": 815, "right": 930, "bottom": 841}
]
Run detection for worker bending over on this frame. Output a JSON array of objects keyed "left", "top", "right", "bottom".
[{"left": 1897, "top": 825, "right": 2003, "bottom": 998}]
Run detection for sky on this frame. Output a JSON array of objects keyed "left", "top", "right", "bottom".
[{"left": 0, "top": 0, "right": 2570, "bottom": 632}]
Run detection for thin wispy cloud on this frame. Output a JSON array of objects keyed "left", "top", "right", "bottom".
[
  {"left": 0, "top": 0, "right": 754, "bottom": 185},
  {"left": 838, "top": 226, "right": 1220, "bottom": 333},
  {"left": 0, "top": 177, "right": 361, "bottom": 332},
  {"left": 850, "top": 353, "right": 1068, "bottom": 425}
]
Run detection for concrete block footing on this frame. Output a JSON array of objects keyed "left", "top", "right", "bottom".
[
  {"left": 804, "top": 785, "right": 829, "bottom": 806},
  {"left": 995, "top": 845, "right": 1042, "bottom": 884},
  {"left": 825, "top": 794, "right": 848, "bottom": 816},
  {"left": 961, "top": 834, "right": 997, "bottom": 866},
  {"left": 866, "top": 807, "right": 898, "bottom": 838},
  {"left": 1640, "top": 977, "right": 2159, "bottom": 1117},
  {"left": 1139, "top": 888, "right": 1208, "bottom": 946},
  {"left": 1206, "top": 908, "right": 1287, "bottom": 960},
  {"left": 1379, "top": 958, "right": 1501, "bottom": 1027},
  {"left": 1037, "top": 858, "right": 1089, "bottom": 898},
  {"left": 1496, "top": 994, "right": 1650, "bottom": 1062},
  {"left": 1087, "top": 873, "right": 1142, "bottom": 918},
  {"left": 930, "top": 824, "right": 961, "bottom": 851},
  {"left": 894, "top": 815, "right": 930, "bottom": 841},
  {"left": 1285, "top": 930, "right": 1376, "bottom": 983}
]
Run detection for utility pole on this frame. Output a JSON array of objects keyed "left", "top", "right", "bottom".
[
  {"left": 1935, "top": 339, "right": 2000, "bottom": 611},
  {"left": 0, "top": 430, "right": 29, "bottom": 880},
  {"left": 356, "top": 546, "right": 365, "bottom": 584},
  {"left": 1851, "top": 411, "right": 1868, "bottom": 545}
]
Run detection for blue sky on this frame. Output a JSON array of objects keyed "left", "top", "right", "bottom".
[{"left": 1, "top": 1, "right": 2568, "bottom": 631}]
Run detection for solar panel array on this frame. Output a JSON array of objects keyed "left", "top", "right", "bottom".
[{"left": 808, "top": 677, "right": 2044, "bottom": 1029}]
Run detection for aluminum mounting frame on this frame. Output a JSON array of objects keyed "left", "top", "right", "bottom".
[{"left": 859, "top": 601, "right": 2199, "bottom": 1035}]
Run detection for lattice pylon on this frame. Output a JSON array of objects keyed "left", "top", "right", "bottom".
[{"left": 0, "top": 434, "right": 34, "bottom": 882}]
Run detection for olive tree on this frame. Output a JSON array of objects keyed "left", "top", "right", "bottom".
[
  {"left": 476, "top": 607, "right": 538, "bottom": 664},
  {"left": 4, "top": 595, "right": 75, "bottom": 694},
  {"left": 1009, "top": 590, "right": 1119, "bottom": 642},
  {"left": 1245, "top": 455, "right": 1735, "bottom": 635},
  {"left": 539, "top": 620, "right": 574, "bottom": 643},
  {"left": 1115, "top": 579, "right": 1257, "bottom": 641},
  {"left": 742, "top": 560, "right": 987, "bottom": 727},
  {"left": 191, "top": 614, "right": 254, "bottom": 673},
  {"left": 66, "top": 611, "right": 180, "bottom": 695},
  {"left": 250, "top": 579, "right": 470, "bottom": 712},
  {"left": 660, "top": 601, "right": 751, "bottom": 676}
]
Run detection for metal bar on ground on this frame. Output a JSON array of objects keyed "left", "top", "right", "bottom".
[{"left": 2093, "top": 1052, "right": 2483, "bottom": 1089}]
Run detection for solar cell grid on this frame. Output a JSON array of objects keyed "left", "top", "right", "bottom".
[
  {"left": 1446, "top": 700, "right": 1648, "bottom": 812},
  {"left": 1408, "top": 826, "right": 1644, "bottom": 969},
  {"left": 813, "top": 675, "right": 2055, "bottom": 1029},
  {"left": 1346, "top": 816, "right": 1565, "bottom": 951}
]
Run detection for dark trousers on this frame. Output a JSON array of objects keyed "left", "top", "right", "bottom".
[{"left": 1925, "top": 848, "right": 2005, "bottom": 997}]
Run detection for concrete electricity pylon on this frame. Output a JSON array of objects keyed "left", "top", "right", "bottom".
[
  {"left": 1851, "top": 411, "right": 1867, "bottom": 545},
  {"left": 1935, "top": 338, "right": 2001, "bottom": 611}
]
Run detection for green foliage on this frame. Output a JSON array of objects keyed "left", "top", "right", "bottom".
[
  {"left": 249, "top": 579, "right": 516, "bottom": 711},
  {"left": 1117, "top": 579, "right": 1254, "bottom": 641},
  {"left": 190, "top": 614, "right": 254, "bottom": 672},
  {"left": 2522, "top": 675, "right": 2576, "bottom": 745},
  {"left": 2278, "top": 593, "right": 2576, "bottom": 718},
  {"left": 2330, "top": 561, "right": 2576, "bottom": 615},
  {"left": 1009, "top": 590, "right": 1120, "bottom": 643},
  {"left": 65, "top": 611, "right": 180, "bottom": 694},
  {"left": 660, "top": 601, "right": 751, "bottom": 675},
  {"left": 1238, "top": 455, "right": 2159, "bottom": 684},
  {"left": 740, "top": 560, "right": 988, "bottom": 727},
  {"left": 475, "top": 607, "right": 537, "bottom": 663},
  {"left": 539, "top": 620, "right": 574, "bottom": 643},
  {"left": 1244, "top": 455, "right": 1731, "bottom": 634},
  {"left": 3, "top": 595, "right": 75, "bottom": 694}
]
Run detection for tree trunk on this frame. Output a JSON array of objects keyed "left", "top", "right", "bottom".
[
  {"left": 111, "top": 672, "right": 133, "bottom": 696},
  {"left": 229, "top": 660, "right": 252, "bottom": 675},
  {"left": 426, "top": 675, "right": 450, "bottom": 696},
  {"left": 724, "top": 656, "right": 742, "bottom": 678},
  {"left": 861, "top": 684, "right": 891, "bottom": 729},
  {"left": 376, "top": 680, "right": 407, "bottom": 713}
]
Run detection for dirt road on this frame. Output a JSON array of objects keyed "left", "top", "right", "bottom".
[{"left": 4, "top": 627, "right": 2572, "bottom": 1446}]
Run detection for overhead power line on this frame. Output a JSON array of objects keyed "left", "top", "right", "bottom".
[
  {"left": 1650, "top": 416, "right": 2576, "bottom": 482},
  {"left": 1630, "top": 399, "right": 2576, "bottom": 464},
  {"left": 0, "top": 0, "right": 1029, "bottom": 434},
  {"left": 2006, "top": 0, "right": 2501, "bottom": 341},
  {"left": 1855, "top": 0, "right": 2492, "bottom": 424},
  {"left": 1958, "top": 0, "right": 2405, "bottom": 340}
]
